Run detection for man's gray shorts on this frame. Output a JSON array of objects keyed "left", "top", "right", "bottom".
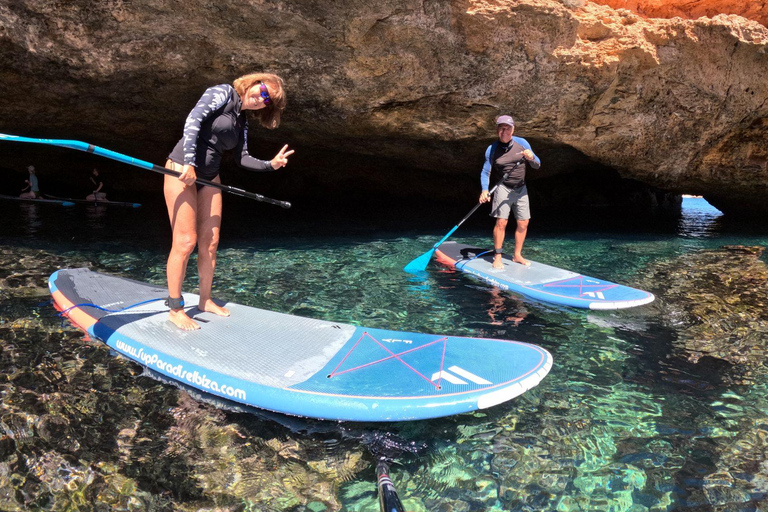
[{"left": 491, "top": 184, "right": 530, "bottom": 220}]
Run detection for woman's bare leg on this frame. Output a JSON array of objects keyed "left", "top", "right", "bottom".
[
  {"left": 196, "top": 178, "right": 229, "bottom": 317},
  {"left": 164, "top": 161, "right": 200, "bottom": 330}
]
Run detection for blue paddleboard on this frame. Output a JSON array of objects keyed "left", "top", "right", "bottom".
[
  {"left": 0, "top": 193, "right": 75, "bottom": 206},
  {"left": 435, "top": 242, "right": 654, "bottom": 310},
  {"left": 44, "top": 195, "right": 142, "bottom": 208},
  {"left": 49, "top": 268, "right": 553, "bottom": 422}
]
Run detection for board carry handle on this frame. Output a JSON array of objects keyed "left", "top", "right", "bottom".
[{"left": 0, "top": 133, "right": 291, "bottom": 208}]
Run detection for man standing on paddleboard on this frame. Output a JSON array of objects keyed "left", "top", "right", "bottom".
[
  {"left": 478, "top": 115, "right": 540, "bottom": 268},
  {"left": 164, "top": 73, "right": 294, "bottom": 331}
]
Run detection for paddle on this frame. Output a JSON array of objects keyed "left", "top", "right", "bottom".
[
  {"left": 0, "top": 133, "right": 291, "bottom": 208},
  {"left": 402, "top": 162, "right": 523, "bottom": 273},
  {"left": 377, "top": 460, "right": 406, "bottom": 512}
]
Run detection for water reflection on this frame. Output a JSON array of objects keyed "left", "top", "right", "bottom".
[
  {"left": 19, "top": 203, "right": 41, "bottom": 236},
  {"left": 85, "top": 204, "right": 108, "bottom": 221},
  {"left": 486, "top": 287, "right": 528, "bottom": 327},
  {"left": 678, "top": 196, "right": 723, "bottom": 238}
]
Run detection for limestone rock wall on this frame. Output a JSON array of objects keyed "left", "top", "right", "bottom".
[{"left": 0, "top": 0, "right": 766, "bottom": 216}]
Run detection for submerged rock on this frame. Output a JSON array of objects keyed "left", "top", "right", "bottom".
[
  {"left": 643, "top": 245, "right": 768, "bottom": 384},
  {"left": 0, "top": 244, "right": 369, "bottom": 511}
]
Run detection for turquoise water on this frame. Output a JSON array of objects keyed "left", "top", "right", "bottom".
[{"left": 2, "top": 196, "right": 768, "bottom": 511}]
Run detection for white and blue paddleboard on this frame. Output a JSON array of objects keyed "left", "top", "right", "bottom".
[
  {"left": 44, "top": 195, "right": 142, "bottom": 208},
  {"left": 435, "top": 242, "right": 654, "bottom": 310},
  {"left": 49, "top": 269, "right": 553, "bottom": 422}
]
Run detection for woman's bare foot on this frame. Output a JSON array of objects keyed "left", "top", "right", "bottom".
[
  {"left": 200, "top": 299, "right": 230, "bottom": 317},
  {"left": 169, "top": 309, "right": 200, "bottom": 331},
  {"left": 492, "top": 254, "right": 505, "bottom": 269},
  {"left": 512, "top": 255, "right": 531, "bottom": 266}
]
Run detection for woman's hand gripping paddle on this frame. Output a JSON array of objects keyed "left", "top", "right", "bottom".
[
  {"left": 403, "top": 164, "right": 522, "bottom": 273},
  {"left": 0, "top": 133, "right": 291, "bottom": 208}
]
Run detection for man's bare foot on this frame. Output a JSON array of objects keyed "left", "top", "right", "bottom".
[
  {"left": 169, "top": 309, "right": 200, "bottom": 331},
  {"left": 512, "top": 255, "right": 531, "bottom": 266},
  {"left": 492, "top": 254, "right": 505, "bottom": 269},
  {"left": 200, "top": 299, "right": 230, "bottom": 317}
]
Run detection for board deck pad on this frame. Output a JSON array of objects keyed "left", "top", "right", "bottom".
[
  {"left": 435, "top": 242, "right": 654, "bottom": 310},
  {"left": 49, "top": 269, "right": 553, "bottom": 422}
]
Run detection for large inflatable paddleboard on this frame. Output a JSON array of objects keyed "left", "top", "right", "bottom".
[
  {"left": 435, "top": 242, "right": 654, "bottom": 310},
  {"left": 49, "top": 269, "right": 553, "bottom": 422}
]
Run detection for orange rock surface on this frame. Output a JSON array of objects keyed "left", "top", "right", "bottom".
[{"left": 591, "top": 0, "right": 768, "bottom": 27}]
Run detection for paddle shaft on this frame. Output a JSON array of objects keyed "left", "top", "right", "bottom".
[
  {"left": 0, "top": 133, "right": 291, "bottom": 208},
  {"left": 429, "top": 162, "right": 525, "bottom": 250},
  {"left": 402, "top": 161, "right": 526, "bottom": 273},
  {"left": 377, "top": 462, "right": 406, "bottom": 512}
]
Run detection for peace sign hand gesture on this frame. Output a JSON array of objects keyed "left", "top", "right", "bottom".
[{"left": 270, "top": 145, "right": 295, "bottom": 170}]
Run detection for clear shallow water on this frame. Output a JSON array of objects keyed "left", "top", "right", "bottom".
[{"left": 2, "top": 196, "right": 768, "bottom": 511}]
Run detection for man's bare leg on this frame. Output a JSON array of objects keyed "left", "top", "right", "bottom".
[
  {"left": 512, "top": 219, "right": 530, "bottom": 266},
  {"left": 492, "top": 217, "right": 508, "bottom": 269}
]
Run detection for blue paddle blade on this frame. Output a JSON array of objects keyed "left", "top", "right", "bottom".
[{"left": 403, "top": 249, "right": 435, "bottom": 273}]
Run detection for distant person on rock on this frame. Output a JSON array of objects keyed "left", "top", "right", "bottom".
[
  {"left": 19, "top": 165, "right": 40, "bottom": 199},
  {"left": 163, "top": 73, "right": 294, "bottom": 331},
  {"left": 86, "top": 168, "right": 108, "bottom": 202},
  {"left": 478, "top": 115, "right": 540, "bottom": 269}
]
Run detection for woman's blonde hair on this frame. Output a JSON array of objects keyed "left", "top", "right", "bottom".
[{"left": 233, "top": 73, "right": 286, "bottom": 129}]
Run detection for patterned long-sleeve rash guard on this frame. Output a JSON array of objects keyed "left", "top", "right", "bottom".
[{"left": 168, "top": 84, "right": 274, "bottom": 180}]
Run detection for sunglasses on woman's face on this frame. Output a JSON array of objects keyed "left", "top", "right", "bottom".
[{"left": 259, "top": 82, "right": 272, "bottom": 105}]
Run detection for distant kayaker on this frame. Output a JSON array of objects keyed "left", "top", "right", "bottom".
[
  {"left": 478, "top": 115, "right": 541, "bottom": 268},
  {"left": 86, "top": 168, "right": 108, "bottom": 202},
  {"left": 163, "top": 73, "right": 294, "bottom": 331},
  {"left": 19, "top": 165, "right": 40, "bottom": 199}
]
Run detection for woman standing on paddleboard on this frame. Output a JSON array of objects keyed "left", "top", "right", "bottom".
[{"left": 164, "top": 73, "right": 293, "bottom": 331}]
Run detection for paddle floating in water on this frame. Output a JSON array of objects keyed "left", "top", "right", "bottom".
[{"left": 0, "top": 133, "right": 291, "bottom": 208}]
